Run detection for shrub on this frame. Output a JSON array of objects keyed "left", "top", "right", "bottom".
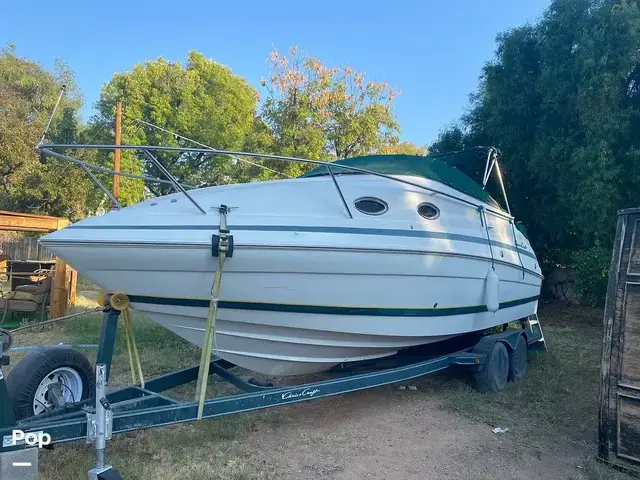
[{"left": 570, "top": 242, "right": 613, "bottom": 307}]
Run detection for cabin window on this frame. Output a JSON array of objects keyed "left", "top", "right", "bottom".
[
  {"left": 417, "top": 202, "right": 440, "bottom": 220},
  {"left": 354, "top": 197, "right": 388, "bottom": 216}
]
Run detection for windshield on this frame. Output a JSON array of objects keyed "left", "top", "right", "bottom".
[{"left": 301, "top": 152, "right": 503, "bottom": 209}]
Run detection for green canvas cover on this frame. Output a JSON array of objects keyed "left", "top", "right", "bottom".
[
  {"left": 301, "top": 149, "right": 501, "bottom": 208},
  {"left": 429, "top": 146, "right": 495, "bottom": 183}
]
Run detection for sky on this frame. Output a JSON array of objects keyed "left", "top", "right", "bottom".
[{"left": 1, "top": 0, "right": 550, "bottom": 146}]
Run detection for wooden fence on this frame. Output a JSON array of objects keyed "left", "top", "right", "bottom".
[
  {"left": 0, "top": 237, "right": 53, "bottom": 261},
  {"left": 599, "top": 207, "right": 640, "bottom": 473}
]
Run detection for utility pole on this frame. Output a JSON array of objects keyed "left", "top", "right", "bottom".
[{"left": 113, "top": 101, "right": 122, "bottom": 203}]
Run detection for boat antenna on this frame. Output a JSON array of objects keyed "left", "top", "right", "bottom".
[
  {"left": 38, "top": 85, "right": 66, "bottom": 146},
  {"left": 482, "top": 148, "right": 497, "bottom": 189},
  {"left": 481, "top": 148, "right": 511, "bottom": 215},
  {"left": 494, "top": 159, "right": 511, "bottom": 216}
]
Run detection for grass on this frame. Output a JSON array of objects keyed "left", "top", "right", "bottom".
[
  {"left": 5, "top": 283, "right": 285, "bottom": 479},
  {"left": 415, "top": 301, "right": 635, "bottom": 479},
  {"left": 583, "top": 458, "right": 638, "bottom": 480},
  {"left": 3, "top": 279, "right": 638, "bottom": 479},
  {"left": 40, "top": 413, "right": 284, "bottom": 480},
  {"left": 422, "top": 302, "right": 602, "bottom": 441}
]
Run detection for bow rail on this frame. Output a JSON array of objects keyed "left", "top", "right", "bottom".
[
  {"left": 36, "top": 143, "right": 513, "bottom": 220},
  {"left": 35, "top": 87, "right": 512, "bottom": 219}
]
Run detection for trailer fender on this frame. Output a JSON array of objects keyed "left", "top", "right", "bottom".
[
  {"left": 472, "top": 328, "right": 526, "bottom": 356},
  {"left": 471, "top": 328, "right": 528, "bottom": 386}
]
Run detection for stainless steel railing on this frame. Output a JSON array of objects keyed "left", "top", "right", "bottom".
[{"left": 36, "top": 88, "right": 513, "bottom": 221}]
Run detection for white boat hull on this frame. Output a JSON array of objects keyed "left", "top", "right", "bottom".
[
  {"left": 41, "top": 174, "right": 543, "bottom": 376},
  {"left": 44, "top": 240, "right": 541, "bottom": 376}
]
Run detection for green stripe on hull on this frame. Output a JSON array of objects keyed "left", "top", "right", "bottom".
[
  {"left": 126, "top": 294, "right": 539, "bottom": 317},
  {"left": 67, "top": 224, "right": 537, "bottom": 260}
]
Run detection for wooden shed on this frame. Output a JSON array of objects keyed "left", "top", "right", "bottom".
[
  {"left": 599, "top": 207, "right": 640, "bottom": 472},
  {"left": 0, "top": 211, "right": 77, "bottom": 318}
]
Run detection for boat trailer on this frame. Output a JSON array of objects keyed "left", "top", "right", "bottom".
[
  {"left": 0, "top": 301, "right": 546, "bottom": 479},
  {"left": 0, "top": 89, "right": 548, "bottom": 479}
]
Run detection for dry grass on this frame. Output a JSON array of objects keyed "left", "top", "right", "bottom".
[
  {"left": 414, "top": 301, "right": 635, "bottom": 479},
  {"left": 5, "top": 284, "right": 283, "bottom": 479},
  {"left": 418, "top": 302, "right": 603, "bottom": 439},
  {"left": 3, "top": 280, "right": 637, "bottom": 479},
  {"left": 40, "top": 414, "right": 284, "bottom": 480},
  {"left": 583, "top": 458, "right": 638, "bottom": 480}
]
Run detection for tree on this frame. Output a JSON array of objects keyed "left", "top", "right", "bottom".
[
  {"left": 378, "top": 140, "right": 428, "bottom": 156},
  {"left": 91, "top": 51, "right": 262, "bottom": 202},
  {"left": 430, "top": 0, "right": 640, "bottom": 304},
  {"left": 429, "top": 125, "right": 468, "bottom": 155},
  {"left": 0, "top": 45, "right": 96, "bottom": 219},
  {"left": 260, "top": 47, "right": 401, "bottom": 175}
]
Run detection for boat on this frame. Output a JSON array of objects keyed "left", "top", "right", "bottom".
[{"left": 39, "top": 145, "right": 543, "bottom": 376}]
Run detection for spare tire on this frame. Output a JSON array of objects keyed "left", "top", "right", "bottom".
[{"left": 6, "top": 347, "right": 94, "bottom": 420}]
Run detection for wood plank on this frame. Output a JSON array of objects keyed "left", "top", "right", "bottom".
[
  {"left": 629, "top": 219, "right": 640, "bottom": 275},
  {"left": 599, "top": 210, "right": 640, "bottom": 472},
  {"left": 0, "top": 221, "right": 56, "bottom": 233},
  {"left": 0, "top": 237, "right": 55, "bottom": 261},
  {"left": 69, "top": 269, "right": 78, "bottom": 305},
  {"left": 0, "top": 216, "right": 58, "bottom": 232},
  {"left": 622, "top": 283, "right": 640, "bottom": 385},
  {"left": 599, "top": 211, "right": 627, "bottom": 460},
  {"left": 0, "top": 211, "right": 69, "bottom": 233},
  {"left": 619, "top": 394, "right": 640, "bottom": 463},
  {"left": 50, "top": 258, "right": 69, "bottom": 318},
  {"left": 57, "top": 218, "right": 70, "bottom": 230},
  {"left": 0, "top": 210, "right": 63, "bottom": 220}
]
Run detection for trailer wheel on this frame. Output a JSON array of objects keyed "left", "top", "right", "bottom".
[
  {"left": 473, "top": 341, "right": 509, "bottom": 393},
  {"left": 6, "top": 348, "right": 94, "bottom": 420},
  {"left": 508, "top": 334, "right": 528, "bottom": 381}
]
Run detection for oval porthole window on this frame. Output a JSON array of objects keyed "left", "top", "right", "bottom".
[
  {"left": 417, "top": 202, "right": 440, "bottom": 220},
  {"left": 354, "top": 197, "right": 388, "bottom": 216}
]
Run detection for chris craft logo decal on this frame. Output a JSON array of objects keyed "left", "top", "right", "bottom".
[{"left": 281, "top": 387, "right": 321, "bottom": 400}]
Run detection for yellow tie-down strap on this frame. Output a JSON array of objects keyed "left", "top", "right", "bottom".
[{"left": 98, "top": 291, "right": 145, "bottom": 388}]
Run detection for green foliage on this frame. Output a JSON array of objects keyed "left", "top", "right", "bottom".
[
  {"left": 571, "top": 242, "right": 612, "bottom": 307},
  {"left": 260, "top": 46, "right": 404, "bottom": 176},
  {"left": 0, "top": 45, "right": 98, "bottom": 219},
  {"left": 92, "top": 51, "right": 262, "bottom": 202},
  {"left": 431, "top": 0, "right": 640, "bottom": 292},
  {"left": 429, "top": 125, "right": 468, "bottom": 155},
  {"left": 378, "top": 140, "right": 428, "bottom": 156},
  {"left": 2, "top": 45, "right": 412, "bottom": 214}
]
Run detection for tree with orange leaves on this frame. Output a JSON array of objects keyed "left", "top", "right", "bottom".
[{"left": 260, "top": 46, "right": 413, "bottom": 176}]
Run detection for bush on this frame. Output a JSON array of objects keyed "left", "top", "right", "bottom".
[{"left": 571, "top": 242, "right": 613, "bottom": 307}]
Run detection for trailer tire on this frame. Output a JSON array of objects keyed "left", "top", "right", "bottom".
[
  {"left": 6, "top": 348, "right": 94, "bottom": 420},
  {"left": 473, "top": 341, "right": 508, "bottom": 393},
  {"left": 508, "top": 334, "right": 528, "bottom": 381}
]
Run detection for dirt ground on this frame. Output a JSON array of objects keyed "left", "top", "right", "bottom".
[{"left": 240, "top": 386, "right": 588, "bottom": 480}]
